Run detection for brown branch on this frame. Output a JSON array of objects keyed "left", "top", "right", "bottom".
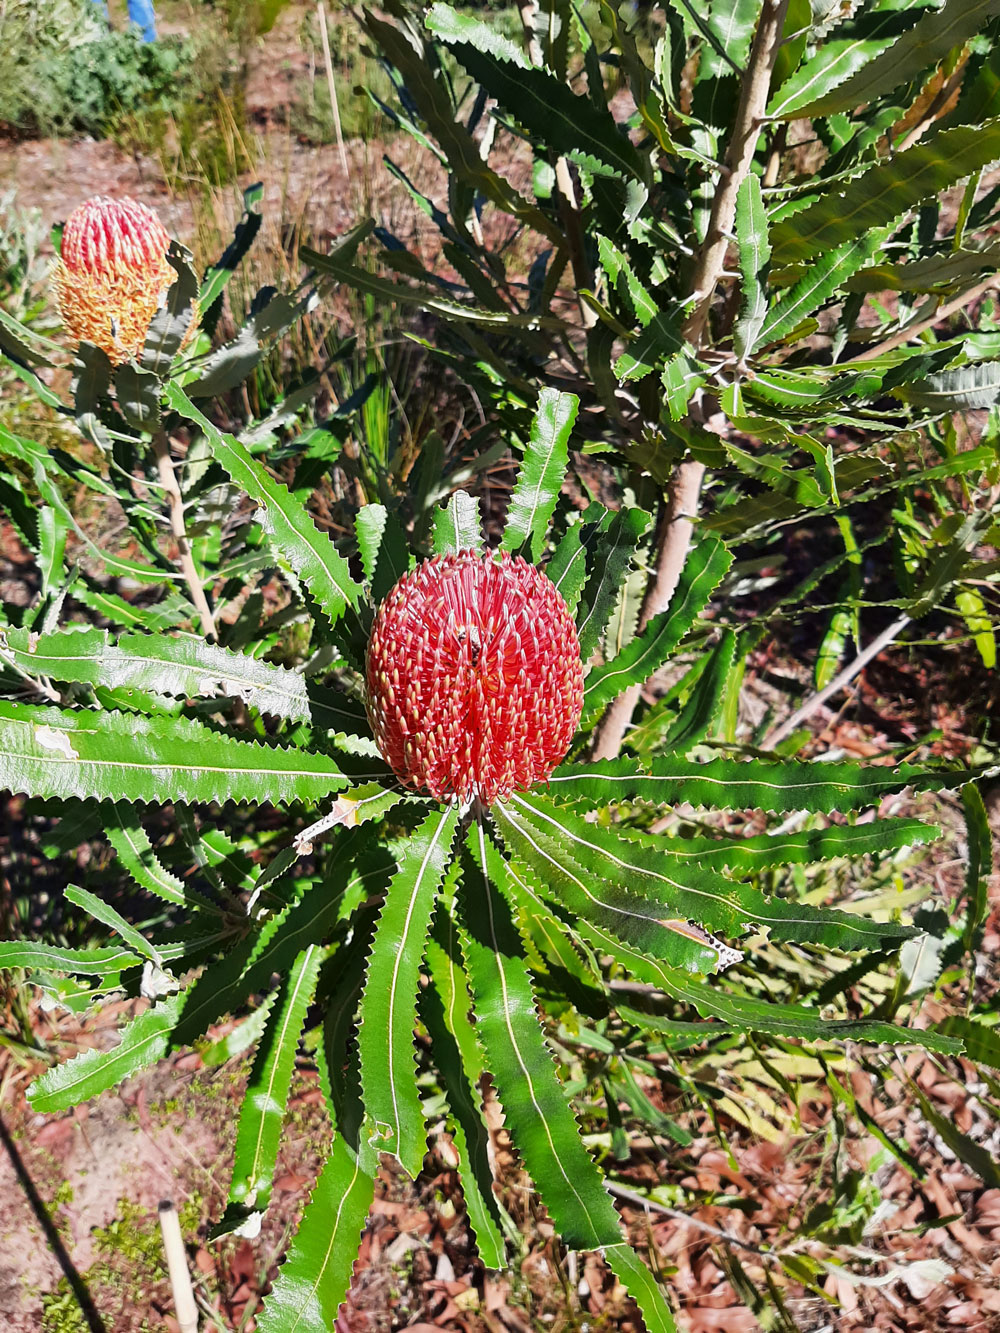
[
  {"left": 848, "top": 274, "right": 999, "bottom": 363},
  {"left": 763, "top": 612, "right": 912, "bottom": 748},
  {"left": 591, "top": 0, "right": 791, "bottom": 759},
  {"left": 153, "top": 430, "right": 217, "bottom": 641}
]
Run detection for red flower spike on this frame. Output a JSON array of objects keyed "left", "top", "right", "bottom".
[
  {"left": 55, "top": 195, "right": 197, "bottom": 365},
  {"left": 366, "top": 551, "right": 584, "bottom": 805}
]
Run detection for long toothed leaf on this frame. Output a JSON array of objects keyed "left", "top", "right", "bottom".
[
  {"left": 28, "top": 994, "right": 184, "bottom": 1113},
  {"left": 503, "top": 791, "right": 915, "bottom": 951},
  {"left": 581, "top": 535, "right": 731, "bottom": 723},
  {"left": 582, "top": 926, "right": 963, "bottom": 1054},
  {"left": 0, "top": 942, "right": 141, "bottom": 977},
  {"left": 0, "top": 700, "right": 347, "bottom": 807},
  {"left": 458, "top": 822, "right": 622, "bottom": 1250},
  {"left": 493, "top": 801, "right": 734, "bottom": 974},
  {"left": 257, "top": 1135, "right": 376, "bottom": 1333},
  {"left": 358, "top": 804, "right": 460, "bottom": 1176},
  {"left": 217, "top": 944, "right": 324, "bottom": 1236},
  {"left": 166, "top": 384, "right": 363, "bottom": 624},
  {"left": 501, "top": 389, "right": 578, "bottom": 563},
  {"left": 547, "top": 754, "right": 976, "bottom": 814},
  {"left": 424, "top": 918, "right": 510, "bottom": 1268},
  {"left": 0, "top": 627, "right": 314, "bottom": 723}
]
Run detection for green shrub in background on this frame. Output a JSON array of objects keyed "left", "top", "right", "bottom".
[{"left": 0, "top": 2, "right": 999, "bottom": 1330}]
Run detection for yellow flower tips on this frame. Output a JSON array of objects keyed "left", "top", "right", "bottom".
[{"left": 55, "top": 195, "right": 194, "bottom": 366}]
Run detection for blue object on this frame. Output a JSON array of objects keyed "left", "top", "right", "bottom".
[
  {"left": 90, "top": 0, "right": 157, "bottom": 43},
  {"left": 126, "top": 0, "right": 157, "bottom": 43}
]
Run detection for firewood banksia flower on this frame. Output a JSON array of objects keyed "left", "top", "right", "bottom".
[
  {"left": 54, "top": 195, "right": 195, "bottom": 366},
  {"left": 366, "top": 550, "right": 584, "bottom": 805}
]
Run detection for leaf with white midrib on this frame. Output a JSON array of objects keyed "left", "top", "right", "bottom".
[
  {"left": 433, "top": 490, "right": 483, "bottom": 556},
  {"left": 771, "top": 120, "right": 1000, "bottom": 265},
  {"left": 581, "top": 535, "right": 732, "bottom": 723},
  {"left": 256, "top": 1135, "right": 376, "bottom": 1333},
  {"left": 166, "top": 384, "right": 362, "bottom": 625},
  {"left": 458, "top": 822, "right": 622, "bottom": 1250},
  {"left": 0, "top": 942, "right": 141, "bottom": 977},
  {"left": 580, "top": 923, "right": 964, "bottom": 1054},
  {"left": 28, "top": 994, "right": 184, "bottom": 1113},
  {"left": 1, "top": 626, "right": 317, "bottom": 722},
  {"left": 424, "top": 920, "right": 509, "bottom": 1268},
  {"left": 547, "top": 753, "right": 976, "bottom": 814},
  {"left": 220, "top": 944, "right": 324, "bottom": 1233},
  {"left": 357, "top": 804, "right": 460, "bottom": 1177},
  {"left": 494, "top": 802, "right": 728, "bottom": 974},
  {"left": 107, "top": 806, "right": 220, "bottom": 915},
  {"left": 0, "top": 699, "right": 347, "bottom": 808},
  {"left": 501, "top": 389, "right": 579, "bottom": 562},
  {"left": 505, "top": 790, "right": 916, "bottom": 950}
]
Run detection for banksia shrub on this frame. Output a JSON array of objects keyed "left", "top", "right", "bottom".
[
  {"left": 54, "top": 195, "right": 195, "bottom": 364},
  {"left": 365, "top": 550, "right": 584, "bottom": 804}
]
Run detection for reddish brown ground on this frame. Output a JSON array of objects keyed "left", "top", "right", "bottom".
[{"left": 4, "top": 3, "right": 1000, "bottom": 1331}]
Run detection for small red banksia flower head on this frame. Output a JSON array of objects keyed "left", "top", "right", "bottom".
[
  {"left": 55, "top": 195, "right": 195, "bottom": 366},
  {"left": 366, "top": 550, "right": 584, "bottom": 805}
]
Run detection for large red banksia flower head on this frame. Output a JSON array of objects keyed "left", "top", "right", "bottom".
[
  {"left": 55, "top": 195, "right": 195, "bottom": 366},
  {"left": 366, "top": 550, "right": 584, "bottom": 805}
]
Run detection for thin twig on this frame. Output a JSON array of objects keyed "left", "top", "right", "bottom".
[
  {"left": 153, "top": 430, "right": 217, "bottom": 640},
  {"left": 848, "top": 275, "right": 999, "bottom": 363},
  {"left": 605, "top": 1181, "right": 778, "bottom": 1259},
  {"left": 763, "top": 612, "right": 912, "bottom": 748},
  {"left": 317, "top": 0, "right": 349, "bottom": 177},
  {"left": 590, "top": 0, "right": 791, "bottom": 760}
]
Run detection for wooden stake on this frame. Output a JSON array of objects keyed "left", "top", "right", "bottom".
[{"left": 158, "top": 1200, "right": 199, "bottom": 1333}]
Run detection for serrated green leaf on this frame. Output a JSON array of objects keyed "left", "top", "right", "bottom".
[
  {"left": 544, "top": 519, "right": 588, "bottom": 616},
  {"left": 28, "top": 994, "right": 183, "bottom": 1112},
  {"left": 548, "top": 753, "right": 974, "bottom": 814},
  {"left": 629, "top": 816, "right": 939, "bottom": 874},
  {"left": 659, "top": 629, "right": 737, "bottom": 753},
  {"left": 936, "top": 1015, "right": 1000, "bottom": 1071},
  {"left": 220, "top": 944, "right": 323, "bottom": 1232},
  {"left": 0, "top": 699, "right": 346, "bottom": 807},
  {"left": 961, "top": 783, "right": 991, "bottom": 954},
  {"left": 166, "top": 385, "right": 362, "bottom": 623},
  {"left": 142, "top": 243, "right": 199, "bottom": 378},
  {"left": 360, "top": 12, "right": 563, "bottom": 245},
  {"left": 501, "top": 390, "right": 578, "bottom": 562},
  {"left": 771, "top": 121, "right": 1000, "bottom": 265},
  {"left": 791, "top": 0, "right": 1000, "bottom": 118},
  {"left": 358, "top": 804, "right": 460, "bottom": 1176},
  {"left": 106, "top": 805, "right": 220, "bottom": 915},
  {"left": 0, "top": 627, "right": 314, "bottom": 723},
  {"left": 493, "top": 800, "right": 735, "bottom": 973},
  {"left": 433, "top": 490, "right": 483, "bottom": 556},
  {"left": 759, "top": 231, "right": 888, "bottom": 347},
  {"left": 768, "top": 1, "right": 936, "bottom": 117},
  {"left": 171, "top": 830, "right": 376, "bottom": 1050},
  {"left": 581, "top": 536, "right": 732, "bottom": 726},
  {"left": 0, "top": 942, "right": 140, "bottom": 976},
  {"left": 604, "top": 1245, "right": 678, "bottom": 1333},
  {"left": 894, "top": 360, "right": 1000, "bottom": 410},
  {"left": 603, "top": 948, "right": 962, "bottom": 1052},
  {"left": 198, "top": 186, "right": 264, "bottom": 319},
  {"left": 458, "top": 822, "right": 622, "bottom": 1249},
  {"left": 576, "top": 508, "right": 652, "bottom": 661},
  {"left": 428, "top": 11, "right": 649, "bottom": 194},
  {"left": 424, "top": 921, "right": 509, "bottom": 1268},
  {"left": 504, "top": 790, "right": 913, "bottom": 951},
  {"left": 734, "top": 174, "right": 770, "bottom": 361},
  {"left": 256, "top": 1135, "right": 375, "bottom": 1333},
  {"left": 64, "top": 885, "right": 160, "bottom": 964}
]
